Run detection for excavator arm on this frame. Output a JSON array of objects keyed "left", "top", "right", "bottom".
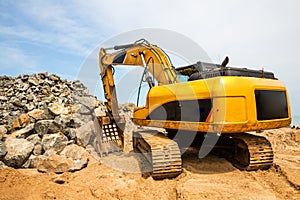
[{"left": 96, "top": 39, "right": 179, "bottom": 155}]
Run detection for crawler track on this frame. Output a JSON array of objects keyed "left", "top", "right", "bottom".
[
  {"left": 133, "top": 130, "right": 182, "bottom": 179},
  {"left": 229, "top": 133, "right": 274, "bottom": 171}
]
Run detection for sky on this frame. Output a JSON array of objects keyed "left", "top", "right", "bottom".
[{"left": 0, "top": 0, "right": 300, "bottom": 116}]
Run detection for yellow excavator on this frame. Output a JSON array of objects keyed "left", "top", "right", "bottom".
[{"left": 96, "top": 39, "right": 291, "bottom": 179}]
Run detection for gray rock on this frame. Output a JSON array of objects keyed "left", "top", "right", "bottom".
[
  {"left": 78, "top": 105, "right": 93, "bottom": 115},
  {"left": 68, "top": 128, "right": 77, "bottom": 140},
  {"left": 0, "top": 125, "right": 7, "bottom": 140},
  {"left": 0, "top": 141, "right": 7, "bottom": 157},
  {"left": 20, "top": 74, "right": 29, "bottom": 81},
  {"left": 28, "top": 109, "right": 44, "bottom": 120},
  {"left": 33, "top": 144, "right": 43, "bottom": 155},
  {"left": 22, "top": 154, "right": 46, "bottom": 168},
  {"left": 12, "top": 99, "right": 24, "bottom": 108},
  {"left": 28, "top": 77, "right": 39, "bottom": 86},
  {"left": 2, "top": 138, "right": 34, "bottom": 168},
  {"left": 26, "top": 134, "right": 41, "bottom": 145},
  {"left": 20, "top": 83, "right": 29, "bottom": 91},
  {"left": 48, "top": 74, "right": 60, "bottom": 82},
  {"left": 26, "top": 102, "right": 35, "bottom": 111},
  {"left": 48, "top": 102, "right": 69, "bottom": 116},
  {"left": 86, "top": 144, "right": 101, "bottom": 161},
  {"left": 11, "top": 123, "right": 35, "bottom": 138},
  {"left": 75, "top": 121, "right": 94, "bottom": 147},
  {"left": 0, "top": 161, "right": 7, "bottom": 167},
  {"left": 38, "top": 72, "right": 48, "bottom": 79},
  {"left": 71, "top": 160, "right": 88, "bottom": 171},
  {"left": 34, "top": 120, "right": 60, "bottom": 136},
  {"left": 60, "top": 144, "right": 89, "bottom": 161},
  {"left": 73, "top": 95, "right": 96, "bottom": 115},
  {"left": 42, "top": 132, "right": 68, "bottom": 153},
  {"left": 0, "top": 96, "right": 8, "bottom": 101},
  {"left": 37, "top": 152, "right": 74, "bottom": 173},
  {"left": 17, "top": 93, "right": 26, "bottom": 101},
  {"left": 54, "top": 115, "right": 75, "bottom": 129},
  {"left": 60, "top": 144, "right": 89, "bottom": 171},
  {"left": 94, "top": 107, "right": 106, "bottom": 117},
  {"left": 72, "top": 117, "right": 86, "bottom": 128},
  {"left": 0, "top": 73, "right": 108, "bottom": 172}
]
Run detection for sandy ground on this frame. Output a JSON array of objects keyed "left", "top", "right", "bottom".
[{"left": 1, "top": 129, "right": 300, "bottom": 200}]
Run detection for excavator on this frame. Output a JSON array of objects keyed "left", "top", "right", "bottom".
[{"left": 96, "top": 39, "right": 291, "bottom": 179}]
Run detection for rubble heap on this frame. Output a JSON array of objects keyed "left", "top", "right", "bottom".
[{"left": 0, "top": 73, "right": 106, "bottom": 173}]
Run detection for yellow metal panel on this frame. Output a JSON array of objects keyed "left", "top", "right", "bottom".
[
  {"left": 133, "top": 76, "right": 291, "bottom": 133},
  {"left": 213, "top": 97, "right": 247, "bottom": 123}
]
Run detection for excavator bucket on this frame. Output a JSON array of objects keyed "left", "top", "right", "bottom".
[{"left": 94, "top": 114, "right": 125, "bottom": 157}]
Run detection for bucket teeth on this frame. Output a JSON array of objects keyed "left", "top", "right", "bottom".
[{"left": 95, "top": 116, "right": 125, "bottom": 157}]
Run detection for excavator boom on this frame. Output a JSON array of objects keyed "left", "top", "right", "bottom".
[{"left": 96, "top": 39, "right": 180, "bottom": 155}]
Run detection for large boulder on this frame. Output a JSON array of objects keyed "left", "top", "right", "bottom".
[
  {"left": 1, "top": 138, "right": 34, "bottom": 168},
  {"left": 74, "top": 121, "right": 94, "bottom": 147},
  {"left": 37, "top": 152, "right": 73, "bottom": 173},
  {"left": 37, "top": 146, "right": 89, "bottom": 173},
  {"left": 60, "top": 144, "right": 89, "bottom": 171},
  {"left": 42, "top": 132, "right": 68, "bottom": 153}
]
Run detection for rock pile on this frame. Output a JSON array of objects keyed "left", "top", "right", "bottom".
[{"left": 0, "top": 73, "right": 106, "bottom": 172}]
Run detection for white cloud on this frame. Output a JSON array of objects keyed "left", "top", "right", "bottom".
[
  {"left": 0, "top": 1, "right": 105, "bottom": 56},
  {"left": 0, "top": 44, "right": 38, "bottom": 73}
]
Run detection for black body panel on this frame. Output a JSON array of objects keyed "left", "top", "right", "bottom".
[
  {"left": 148, "top": 99, "right": 212, "bottom": 122},
  {"left": 255, "top": 90, "right": 288, "bottom": 120}
]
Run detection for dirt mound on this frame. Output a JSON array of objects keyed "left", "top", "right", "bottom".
[{"left": 1, "top": 147, "right": 299, "bottom": 200}]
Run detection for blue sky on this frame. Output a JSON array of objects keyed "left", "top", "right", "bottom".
[{"left": 1, "top": 0, "right": 300, "bottom": 116}]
